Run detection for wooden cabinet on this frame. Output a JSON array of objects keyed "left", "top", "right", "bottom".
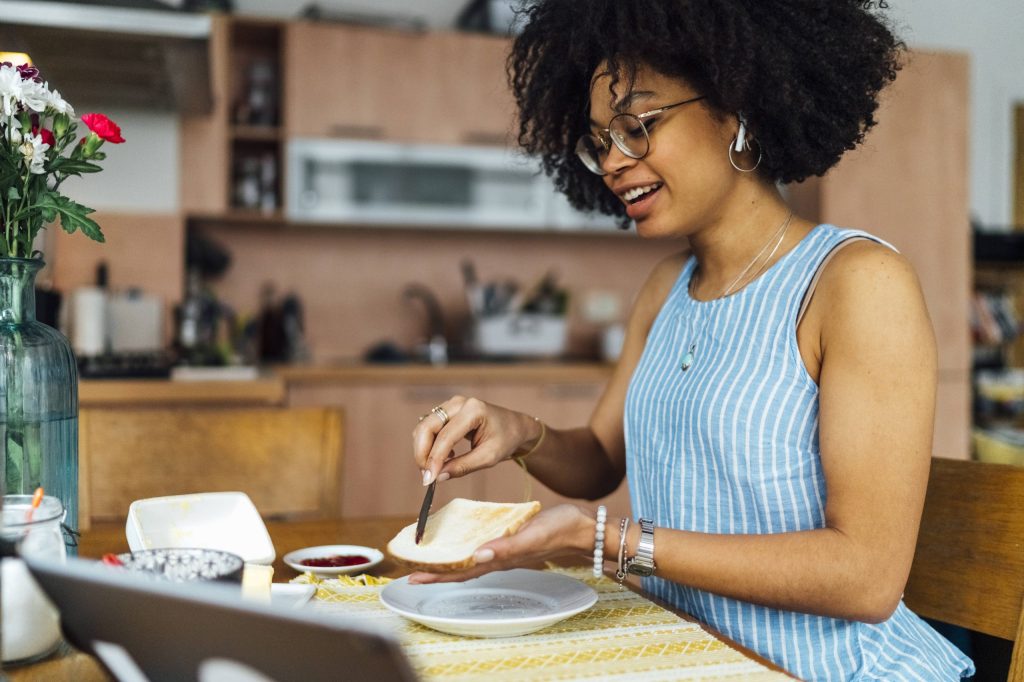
[
  {"left": 789, "top": 50, "right": 971, "bottom": 459},
  {"left": 182, "top": 17, "right": 285, "bottom": 218},
  {"left": 287, "top": 374, "right": 629, "bottom": 518},
  {"left": 185, "top": 19, "right": 516, "bottom": 220},
  {"left": 283, "top": 23, "right": 513, "bottom": 146}
]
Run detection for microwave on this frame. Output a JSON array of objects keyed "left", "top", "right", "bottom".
[{"left": 286, "top": 139, "right": 618, "bottom": 231}]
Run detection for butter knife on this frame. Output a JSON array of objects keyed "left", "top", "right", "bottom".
[{"left": 414, "top": 479, "right": 437, "bottom": 544}]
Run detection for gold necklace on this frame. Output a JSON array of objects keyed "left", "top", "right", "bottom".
[{"left": 680, "top": 211, "right": 793, "bottom": 372}]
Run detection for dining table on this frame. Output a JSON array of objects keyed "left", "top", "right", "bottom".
[{"left": 6, "top": 517, "right": 796, "bottom": 681}]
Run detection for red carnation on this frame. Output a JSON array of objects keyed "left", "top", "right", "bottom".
[
  {"left": 31, "top": 127, "right": 56, "bottom": 147},
  {"left": 81, "top": 113, "right": 125, "bottom": 144}
]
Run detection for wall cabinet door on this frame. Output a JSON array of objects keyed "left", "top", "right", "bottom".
[
  {"left": 789, "top": 51, "right": 970, "bottom": 458},
  {"left": 284, "top": 23, "right": 513, "bottom": 145},
  {"left": 284, "top": 23, "right": 421, "bottom": 140},
  {"left": 427, "top": 32, "right": 515, "bottom": 146}
]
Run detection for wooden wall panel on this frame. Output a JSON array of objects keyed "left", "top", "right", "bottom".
[{"left": 790, "top": 51, "right": 971, "bottom": 458}]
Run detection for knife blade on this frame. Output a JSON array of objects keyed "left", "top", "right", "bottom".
[{"left": 414, "top": 479, "right": 437, "bottom": 544}]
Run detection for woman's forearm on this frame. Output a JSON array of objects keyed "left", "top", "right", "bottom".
[
  {"left": 518, "top": 425, "right": 624, "bottom": 500},
  {"left": 598, "top": 519, "right": 909, "bottom": 623}
]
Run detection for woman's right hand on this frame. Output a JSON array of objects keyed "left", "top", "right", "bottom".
[{"left": 412, "top": 396, "right": 544, "bottom": 486}]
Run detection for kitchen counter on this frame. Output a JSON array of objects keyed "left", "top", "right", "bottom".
[
  {"left": 79, "top": 377, "right": 287, "bottom": 406},
  {"left": 78, "top": 362, "right": 614, "bottom": 406},
  {"left": 274, "top": 361, "right": 614, "bottom": 385}
]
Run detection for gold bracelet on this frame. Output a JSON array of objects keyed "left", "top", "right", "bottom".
[
  {"left": 512, "top": 418, "right": 545, "bottom": 503},
  {"left": 513, "top": 417, "right": 546, "bottom": 463}
]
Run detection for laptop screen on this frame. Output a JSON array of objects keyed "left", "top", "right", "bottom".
[{"left": 25, "top": 556, "right": 417, "bottom": 682}]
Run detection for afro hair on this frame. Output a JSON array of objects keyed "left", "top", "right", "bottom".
[{"left": 507, "top": 0, "right": 905, "bottom": 222}]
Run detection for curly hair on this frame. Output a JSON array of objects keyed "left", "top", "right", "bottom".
[{"left": 507, "top": 0, "right": 905, "bottom": 222}]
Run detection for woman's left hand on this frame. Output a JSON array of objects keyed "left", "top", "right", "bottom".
[{"left": 407, "top": 504, "right": 595, "bottom": 584}]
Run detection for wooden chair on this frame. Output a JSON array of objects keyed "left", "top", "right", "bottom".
[
  {"left": 904, "top": 457, "right": 1024, "bottom": 680},
  {"left": 78, "top": 406, "right": 343, "bottom": 529}
]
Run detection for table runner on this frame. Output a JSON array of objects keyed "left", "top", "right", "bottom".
[{"left": 292, "top": 568, "right": 790, "bottom": 681}]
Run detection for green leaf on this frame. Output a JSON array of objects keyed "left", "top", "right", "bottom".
[
  {"left": 42, "top": 194, "right": 105, "bottom": 243},
  {"left": 48, "top": 158, "right": 102, "bottom": 175},
  {"left": 6, "top": 186, "right": 20, "bottom": 202}
]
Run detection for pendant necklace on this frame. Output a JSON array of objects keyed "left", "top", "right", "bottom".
[{"left": 680, "top": 211, "right": 794, "bottom": 372}]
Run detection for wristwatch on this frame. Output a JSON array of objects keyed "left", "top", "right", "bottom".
[{"left": 626, "top": 517, "right": 657, "bottom": 577}]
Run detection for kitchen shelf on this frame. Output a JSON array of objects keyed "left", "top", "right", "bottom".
[
  {"left": 231, "top": 125, "right": 283, "bottom": 142},
  {"left": 185, "top": 212, "right": 632, "bottom": 238}
]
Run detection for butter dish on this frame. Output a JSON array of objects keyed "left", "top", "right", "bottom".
[{"left": 126, "top": 492, "right": 276, "bottom": 564}]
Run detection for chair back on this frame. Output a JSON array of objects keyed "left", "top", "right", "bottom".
[
  {"left": 904, "top": 457, "right": 1024, "bottom": 680},
  {"left": 79, "top": 407, "right": 343, "bottom": 528}
]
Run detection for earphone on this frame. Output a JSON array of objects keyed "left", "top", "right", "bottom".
[{"left": 734, "top": 114, "right": 749, "bottom": 153}]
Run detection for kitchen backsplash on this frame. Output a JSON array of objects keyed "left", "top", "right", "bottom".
[{"left": 44, "top": 212, "right": 676, "bottom": 363}]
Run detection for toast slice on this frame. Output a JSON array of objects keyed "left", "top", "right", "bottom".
[{"left": 387, "top": 498, "right": 541, "bottom": 572}]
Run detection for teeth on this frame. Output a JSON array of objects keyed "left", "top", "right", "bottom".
[{"left": 622, "top": 184, "right": 660, "bottom": 203}]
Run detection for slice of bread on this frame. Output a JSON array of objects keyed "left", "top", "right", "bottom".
[{"left": 387, "top": 498, "right": 541, "bottom": 572}]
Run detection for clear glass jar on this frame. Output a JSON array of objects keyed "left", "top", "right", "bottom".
[
  {"left": 0, "top": 257, "right": 79, "bottom": 550},
  {"left": 1, "top": 494, "right": 67, "bottom": 666}
]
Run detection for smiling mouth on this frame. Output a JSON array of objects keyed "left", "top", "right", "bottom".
[{"left": 621, "top": 183, "right": 663, "bottom": 205}]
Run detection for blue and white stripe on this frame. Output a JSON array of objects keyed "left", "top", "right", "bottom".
[{"left": 623, "top": 224, "right": 974, "bottom": 681}]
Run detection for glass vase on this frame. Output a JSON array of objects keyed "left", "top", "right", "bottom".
[{"left": 0, "top": 258, "right": 79, "bottom": 552}]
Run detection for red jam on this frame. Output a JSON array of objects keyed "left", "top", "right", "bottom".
[{"left": 300, "top": 554, "right": 370, "bottom": 568}]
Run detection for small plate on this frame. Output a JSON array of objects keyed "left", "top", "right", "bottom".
[
  {"left": 270, "top": 583, "right": 316, "bottom": 609},
  {"left": 379, "top": 568, "right": 597, "bottom": 637},
  {"left": 283, "top": 545, "right": 384, "bottom": 576}
]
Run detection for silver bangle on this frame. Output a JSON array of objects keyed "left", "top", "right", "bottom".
[
  {"left": 615, "top": 516, "right": 631, "bottom": 583},
  {"left": 592, "top": 505, "right": 607, "bottom": 579}
]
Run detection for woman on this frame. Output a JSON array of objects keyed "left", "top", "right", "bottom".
[{"left": 411, "top": 1, "right": 974, "bottom": 679}]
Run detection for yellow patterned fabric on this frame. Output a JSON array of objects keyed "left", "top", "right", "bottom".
[{"left": 291, "top": 567, "right": 791, "bottom": 681}]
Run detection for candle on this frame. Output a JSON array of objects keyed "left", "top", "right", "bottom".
[
  {"left": 1, "top": 494, "right": 66, "bottom": 665},
  {"left": 2, "top": 558, "right": 62, "bottom": 663}
]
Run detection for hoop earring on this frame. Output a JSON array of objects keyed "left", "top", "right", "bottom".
[{"left": 728, "top": 137, "right": 762, "bottom": 173}]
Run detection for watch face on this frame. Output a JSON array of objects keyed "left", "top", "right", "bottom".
[{"left": 629, "top": 563, "right": 655, "bottom": 577}]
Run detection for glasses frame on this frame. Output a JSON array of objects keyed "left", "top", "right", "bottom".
[{"left": 576, "top": 94, "right": 707, "bottom": 175}]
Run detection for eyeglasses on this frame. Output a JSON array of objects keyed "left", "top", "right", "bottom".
[{"left": 575, "top": 95, "right": 707, "bottom": 175}]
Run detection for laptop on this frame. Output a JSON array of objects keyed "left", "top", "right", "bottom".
[{"left": 25, "top": 556, "right": 418, "bottom": 682}]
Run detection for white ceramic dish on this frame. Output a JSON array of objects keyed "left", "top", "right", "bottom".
[
  {"left": 379, "top": 569, "right": 598, "bottom": 637},
  {"left": 270, "top": 583, "right": 316, "bottom": 609},
  {"left": 283, "top": 545, "right": 384, "bottom": 576},
  {"left": 126, "top": 492, "right": 276, "bottom": 564}
]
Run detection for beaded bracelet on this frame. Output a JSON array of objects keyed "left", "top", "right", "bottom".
[
  {"left": 593, "top": 505, "right": 607, "bottom": 579},
  {"left": 615, "top": 516, "right": 631, "bottom": 583}
]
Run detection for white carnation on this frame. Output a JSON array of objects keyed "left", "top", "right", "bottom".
[
  {"left": 48, "top": 88, "right": 74, "bottom": 117},
  {"left": 19, "top": 132, "right": 49, "bottom": 175},
  {"left": 6, "top": 116, "right": 23, "bottom": 144},
  {"left": 0, "top": 64, "right": 23, "bottom": 117},
  {"left": 19, "top": 79, "right": 50, "bottom": 113}
]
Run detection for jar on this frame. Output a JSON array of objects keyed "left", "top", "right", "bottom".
[{"left": 1, "top": 494, "right": 67, "bottom": 666}]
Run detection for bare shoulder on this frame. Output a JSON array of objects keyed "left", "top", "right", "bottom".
[
  {"left": 815, "top": 239, "right": 924, "bottom": 308},
  {"left": 813, "top": 238, "right": 933, "bottom": 354}
]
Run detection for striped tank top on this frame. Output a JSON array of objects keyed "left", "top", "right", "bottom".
[{"left": 624, "top": 224, "right": 974, "bottom": 681}]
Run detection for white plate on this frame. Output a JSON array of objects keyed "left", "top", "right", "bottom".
[
  {"left": 270, "top": 583, "right": 316, "bottom": 609},
  {"left": 379, "top": 569, "right": 597, "bottom": 637},
  {"left": 283, "top": 545, "right": 384, "bottom": 576}
]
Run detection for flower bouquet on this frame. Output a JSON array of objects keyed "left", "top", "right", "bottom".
[
  {"left": 0, "top": 60, "right": 124, "bottom": 549},
  {"left": 1, "top": 61, "right": 124, "bottom": 256}
]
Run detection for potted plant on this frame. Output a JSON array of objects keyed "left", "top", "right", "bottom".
[{"left": 1, "top": 60, "right": 124, "bottom": 548}]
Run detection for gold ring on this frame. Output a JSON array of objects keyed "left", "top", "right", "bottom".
[{"left": 430, "top": 405, "right": 450, "bottom": 426}]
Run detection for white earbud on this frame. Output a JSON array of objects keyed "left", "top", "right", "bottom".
[{"left": 734, "top": 115, "right": 748, "bottom": 153}]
